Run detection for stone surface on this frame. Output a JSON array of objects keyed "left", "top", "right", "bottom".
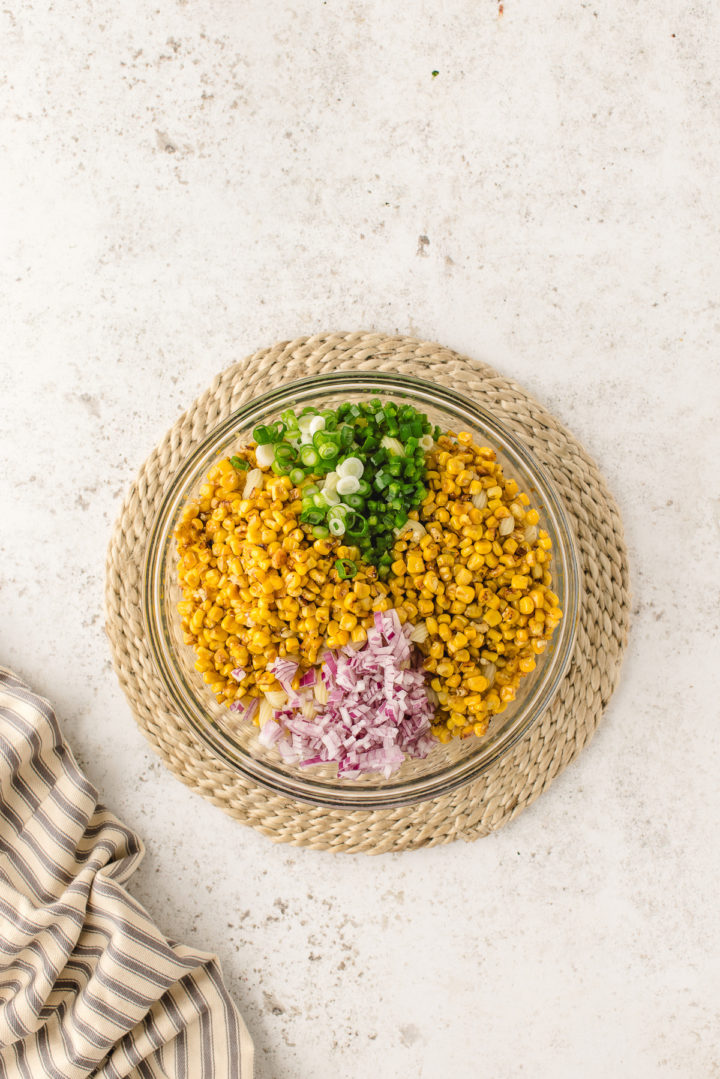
[{"left": 1, "top": 1, "right": 718, "bottom": 1076}]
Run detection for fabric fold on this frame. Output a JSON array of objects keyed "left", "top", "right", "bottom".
[{"left": 0, "top": 667, "right": 253, "bottom": 1078}]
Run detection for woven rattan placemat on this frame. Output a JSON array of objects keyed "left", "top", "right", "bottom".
[{"left": 105, "top": 333, "right": 630, "bottom": 854}]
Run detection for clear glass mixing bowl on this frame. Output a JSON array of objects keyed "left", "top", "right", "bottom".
[{"left": 143, "top": 372, "right": 580, "bottom": 809}]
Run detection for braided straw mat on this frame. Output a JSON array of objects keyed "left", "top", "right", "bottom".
[{"left": 106, "top": 333, "right": 629, "bottom": 854}]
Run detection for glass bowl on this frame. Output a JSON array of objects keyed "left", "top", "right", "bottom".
[{"left": 143, "top": 372, "right": 580, "bottom": 809}]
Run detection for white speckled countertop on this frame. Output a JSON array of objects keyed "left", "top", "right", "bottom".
[{"left": 2, "top": 2, "right": 719, "bottom": 1076}]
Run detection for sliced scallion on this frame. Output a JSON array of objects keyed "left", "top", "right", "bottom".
[
  {"left": 251, "top": 397, "right": 436, "bottom": 566},
  {"left": 299, "top": 445, "right": 320, "bottom": 468}
]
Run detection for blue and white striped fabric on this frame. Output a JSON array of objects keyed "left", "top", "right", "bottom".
[{"left": 0, "top": 667, "right": 253, "bottom": 1078}]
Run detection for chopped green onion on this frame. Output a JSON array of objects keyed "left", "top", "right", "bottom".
[
  {"left": 230, "top": 456, "right": 249, "bottom": 471},
  {"left": 327, "top": 504, "right": 348, "bottom": 521},
  {"left": 379, "top": 433, "right": 403, "bottom": 455},
  {"left": 312, "top": 525, "right": 330, "bottom": 539},
  {"left": 274, "top": 443, "right": 295, "bottom": 464},
  {"left": 339, "top": 507, "right": 358, "bottom": 530},
  {"left": 299, "top": 445, "right": 320, "bottom": 468},
  {"left": 347, "top": 520, "right": 369, "bottom": 540},
  {"left": 335, "top": 558, "right": 358, "bottom": 579},
  {"left": 245, "top": 396, "right": 436, "bottom": 566},
  {"left": 345, "top": 511, "right": 369, "bottom": 538},
  {"left": 313, "top": 430, "right": 340, "bottom": 450},
  {"left": 337, "top": 456, "right": 364, "bottom": 479},
  {"left": 253, "top": 424, "right": 273, "bottom": 445}
]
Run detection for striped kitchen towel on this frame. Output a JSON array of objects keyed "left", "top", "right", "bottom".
[{"left": 0, "top": 666, "right": 254, "bottom": 1077}]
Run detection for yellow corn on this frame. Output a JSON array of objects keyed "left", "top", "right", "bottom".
[{"left": 406, "top": 552, "right": 425, "bottom": 575}]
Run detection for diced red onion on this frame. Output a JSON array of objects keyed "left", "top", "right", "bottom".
[
  {"left": 258, "top": 719, "right": 282, "bottom": 747},
  {"left": 269, "top": 657, "right": 299, "bottom": 697},
  {"left": 230, "top": 697, "right": 259, "bottom": 725},
  {"left": 255, "top": 609, "right": 436, "bottom": 778}
]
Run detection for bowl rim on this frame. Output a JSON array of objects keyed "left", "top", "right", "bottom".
[{"left": 143, "top": 370, "right": 581, "bottom": 809}]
